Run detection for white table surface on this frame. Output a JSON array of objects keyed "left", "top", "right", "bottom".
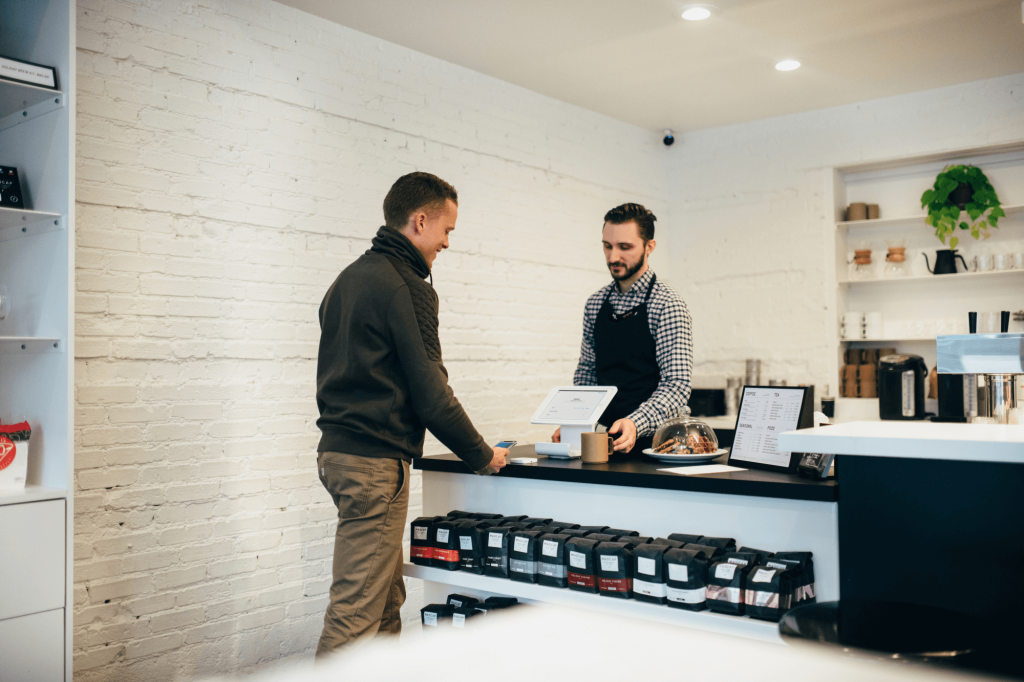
[{"left": 778, "top": 420, "right": 1024, "bottom": 463}]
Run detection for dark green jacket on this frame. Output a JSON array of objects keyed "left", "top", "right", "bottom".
[{"left": 316, "top": 226, "right": 493, "bottom": 473}]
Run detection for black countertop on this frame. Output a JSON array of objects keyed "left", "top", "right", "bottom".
[{"left": 414, "top": 444, "right": 837, "bottom": 502}]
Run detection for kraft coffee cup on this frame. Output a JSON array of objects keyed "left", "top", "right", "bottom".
[{"left": 581, "top": 432, "right": 613, "bottom": 463}]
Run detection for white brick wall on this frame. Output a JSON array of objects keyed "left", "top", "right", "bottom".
[
  {"left": 73, "top": 0, "right": 667, "bottom": 678},
  {"left": 665, "top": 73, "right": 1024, "bottom": 391}
]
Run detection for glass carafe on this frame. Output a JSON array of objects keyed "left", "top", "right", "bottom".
[{"left": 883, "top": 238, "right": 909, "bottom": 277}]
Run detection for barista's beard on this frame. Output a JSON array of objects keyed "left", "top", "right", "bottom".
[{"left": 609, "top": 252, "right": 646, "bottom": 282}]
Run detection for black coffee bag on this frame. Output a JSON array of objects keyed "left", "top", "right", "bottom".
[
  {"left": 558, "top": 529, "right": 591, "bottom": 539},
  {"left": 668, "top": 533, "right": 704, "bottom": 545},
  {"left": 577, "top": 525, "right": 610, "bottom": 533},
  {"left": 744, "top": 565, "right": 794, "bottom": 622},
  {"left": 455, "top": 520, "right": 492, "bottom": 574},
  {"left": 605, "top": 528, "right": 640, "bottom": 537},
  {"left": 537, "top": 533, "right": 572, "bottom": 588},
  {"left": 550, "top": 521, "right": 580, "bottom": 529},
  {"left": 632, "top": 543, "right": 669, "bottom": 604},
  {"left": 531, "top": 525, "right": 566, "bottom": 535},
  {"left": 565, "top": 538, "right": 600, "bottom": 593},
  {"left": 585, "top": 533, "right": 617, "bottom": 544},
  {"left": 771, "top": 551, "right": 816, "bottom": 604},
  {"left": 483, "top": 525, "right": 516, "bottom": 578},
  {"left": 410, "top": 516, "right": 440, "bottom": 566},
  {"left": 484, "top": 596, "right": 519, "bottom": 609},
  {"left": 697, "top": 536, "right": 737, "bottom": 554},
  {"left": 652, "top": 538, "right": 686, "bottom": 549},
  {"left": 446, "top": 593, "right": 480, "bottom": 609},
  {"left": 620, "top": 535, "right": 653, "bottom": 545},
  {"left": 738, "top": 546, "right": 774, "bottom": 565},
  {"left": 499, "top": 515, "right": 528, "bottom": 524},
  {"left": 595, "top": 542, "right": 634, "bottom": 599},
  {"left": 509, "top": 530, "right": 544, "bottom": 583},
  {"left": 664, "top": 548, "right": 709, "bottom": 611},
  {"left": 431, "top": 518, "right": 461, "bottom": 570},
  {"left": 469, "top": 512, "right": 504, "bottom": 520},
  {"left": 522, "top": 517, "right": 553, "bottom": 526},
  {"left": 706, "top": 552, "right": 759, "bottom": 615},
  {"left": 421, "top": 604, "right": 453, "bottom": 628},
  {"left": 684, "top": 542, "right": 724, "bottom": 562},
  {"left": 447, "top": 510, "right": 473, "bottom": 519}
]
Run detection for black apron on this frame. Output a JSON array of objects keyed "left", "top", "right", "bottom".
[{"left": 594, "top": 273, "right": 660, "bottom": 457}]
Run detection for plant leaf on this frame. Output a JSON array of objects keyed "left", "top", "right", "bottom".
[
  {"left": 959, "top": 221, "right": 969, "bottom": 230},
  {"left": 949, "top": 236, "right": 958, "bottom": 248},
  {"left": 989, "top": 207, "right": 1005, "bottom": 218},
  {"left": 921, "top": 189, "right": 935, "bottom": 205},
  {"left": 967, "top": 208, "right": 982, "bottom": 221}
]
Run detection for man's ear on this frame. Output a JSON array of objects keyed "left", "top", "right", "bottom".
[
  {"left": 410, "top": 211, "right": 428, "bottom": 235},
  {"left": 646, "top": 239, "right": 657, "bottom": 256}
]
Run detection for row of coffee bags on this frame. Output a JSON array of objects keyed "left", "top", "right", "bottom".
[
  {"left": 420, "top": 594, "right": 520, "bottom": 629},
  {"left": 410, "top": 512, "right": 815, "bottom": 622}
]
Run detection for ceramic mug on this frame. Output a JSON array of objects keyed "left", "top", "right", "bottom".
[
  {"left": 973, "top": 254, "right": 994, "bottom": 272},
  {"left": 994, "top": 253, "right": 1013, "bottom": 271},
  {"left": 580, "top": 432, "right": 613, "bottom": 464},
  {"left": 841, "top": 311, "right": 865, "bottom": 340},
  {"left": 1014, "top": 252, "right": 1024, "bottom": 270}
]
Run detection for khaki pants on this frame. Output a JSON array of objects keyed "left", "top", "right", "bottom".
[{"left": 315, "top": 451, "right": 410, "bottom": 657}]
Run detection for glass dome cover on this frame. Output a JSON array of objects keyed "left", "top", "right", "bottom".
[{"left": 652, "top": 407, "right": 719, "bottom": 455}]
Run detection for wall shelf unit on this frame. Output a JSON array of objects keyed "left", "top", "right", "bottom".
[
  {"left": 0, "top": 1, "right": 74, "bottom": 679},
  {"left": 826, "top": 143, "right": 1024, "bottom": 413}
]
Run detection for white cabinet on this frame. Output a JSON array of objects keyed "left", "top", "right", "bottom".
[
  {"left": 0, "top": 609, "right": 64, "bottom": 682},
  {"left": 0, "top": 500, "right": 65, "bottom": 621}
]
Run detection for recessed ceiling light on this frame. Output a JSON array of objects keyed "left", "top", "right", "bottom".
[
  {"left": 680, "top": 4, "right": 715, "bottom": 21},
  {"left": 775, "top": 59, "right": 801, "bottom": 71}
]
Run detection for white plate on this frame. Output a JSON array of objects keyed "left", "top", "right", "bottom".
[{"left": 642, "top": 448, "right": 729, "bottom": 464}]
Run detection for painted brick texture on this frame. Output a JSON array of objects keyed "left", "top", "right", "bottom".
[{"left": 73, "top": 0, "right": 667, "bottom": 678}]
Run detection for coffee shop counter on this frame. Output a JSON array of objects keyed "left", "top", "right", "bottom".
[{"left": 403, "top": 445, "right": 838, "bottom": 643}]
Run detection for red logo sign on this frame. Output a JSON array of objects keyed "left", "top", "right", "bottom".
[{"left": 0, "top": 436, "right": 15, "bottom": 471}]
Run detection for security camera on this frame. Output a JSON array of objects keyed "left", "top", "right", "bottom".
[{"left": 663, "top": 129, "right": 675, "bottom": 146}]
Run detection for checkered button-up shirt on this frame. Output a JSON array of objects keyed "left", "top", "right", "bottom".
[{"left": 573, "top": 269, "right": 693, "bottom": 437}]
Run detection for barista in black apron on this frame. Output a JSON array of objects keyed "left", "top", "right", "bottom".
[{"left": 594, "top": 273, "right": 660, "bottom": 457}]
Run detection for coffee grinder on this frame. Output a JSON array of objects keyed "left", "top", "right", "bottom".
[{"left": 936, "top": 312, "right": 1022, "bottom": 424}]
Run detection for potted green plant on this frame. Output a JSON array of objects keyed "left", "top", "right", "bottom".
[{"left": 920, "top": 164, "right": 1004, "bottom": 249}]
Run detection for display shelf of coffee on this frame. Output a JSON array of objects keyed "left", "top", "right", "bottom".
[
  {"left": 0, "top": 337, "right": 63, "bottom": 354},
  {"left": 0, "top": 207, "right": 64, "bottom": 242},
  {"left": 839, "top": 266, "right": 1024, "bottom": 284},
  {"left": 779, "top": 421, "right": 1024, "bottom": 463},
  {"left": 403, "top": 562, "right": 783, "bottom": 644},
  {"left": 0, "top": 485, "right": 67, "bottom": 507},
  {"left": 0, "top": 80, "right": 65, "bottom": 133},
  {"left": 835, "top": 203, "right": 1024, "bottom": 231}
]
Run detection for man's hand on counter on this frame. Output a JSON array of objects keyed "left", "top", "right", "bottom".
[
  {"left": 551, "top": 427, "right": 561, "bottom": 443},
  {"left": 609, "top": 418, "right": 637, "bottom": 452},
  {"left": 490, "top": 446, "right": 509, "bottom": 471}
]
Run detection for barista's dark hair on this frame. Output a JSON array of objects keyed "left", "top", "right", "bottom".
[
  {"left": 383, "top": 172, "right": 458, "bottom": 229},
  {"left": 603, "top": 203, "right": 657, "bottom": 242}
]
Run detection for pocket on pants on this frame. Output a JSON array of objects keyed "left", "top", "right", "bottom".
[{"left": 321, "top": 457, "right": 376, "bottom": 520}]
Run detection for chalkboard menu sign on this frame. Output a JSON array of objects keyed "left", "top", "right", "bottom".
[{"left": 727, "top": 386, "right": 813, "bottom": 473}]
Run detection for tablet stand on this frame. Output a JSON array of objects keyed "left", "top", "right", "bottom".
[{"left": 560, "top": 423, "right": 597, "bottom": 458}]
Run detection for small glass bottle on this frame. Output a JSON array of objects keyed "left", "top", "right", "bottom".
[{"left": 883, "top": 238, "right": 909, "bottom": 278}]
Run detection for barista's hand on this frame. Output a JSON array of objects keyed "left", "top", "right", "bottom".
[
  {"left": 609, "top": 418, "right": 637, "bottom": 452},
  {"left": 552, "top": 427, "right": 561, "bottom": 443},
  {"left": 490, "top": 447, "right": 509, "bottom": 471}
]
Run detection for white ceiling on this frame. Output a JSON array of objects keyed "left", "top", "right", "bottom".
[{"left": 277, "top": 0, "right": 1024, "bottom": 134}]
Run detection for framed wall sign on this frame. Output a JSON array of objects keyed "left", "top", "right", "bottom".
[
  {"left": 0, "top": 55, "right": 58, "bottom": 90},
  {"left": 727, "top": 386, "right": 813, "bottom": 473}
]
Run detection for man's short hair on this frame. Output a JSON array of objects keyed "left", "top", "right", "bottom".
[
  {"left": 604, "top": 203, "right": 656, "bottom": 241},
  {"left": 383, "top": 172, "right": 458, "bottom": 229}
]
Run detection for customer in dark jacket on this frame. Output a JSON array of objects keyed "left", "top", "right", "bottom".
[{"left": 314, "top": 172, "right": 508, "bottom": 657}]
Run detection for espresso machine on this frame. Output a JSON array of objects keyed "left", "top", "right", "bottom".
[{"left": 936, "top": 311, "right": 1022, "bottom": 424}]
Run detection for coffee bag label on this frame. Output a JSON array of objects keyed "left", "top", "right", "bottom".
[
  {"left": 715, "top": 563, "right": 737, "bottom": 580},
  {"left": 460, "top": 536, "right": 473, "bottom": 550},
  {"left": 542, "top": 540, "right": 558, "bottom": 557},
  {"left": 637, "top": 557, "right": 656, "bottom": 576},
  {"left": 727, "top": 557, "right": 748, "bottom": 566},
  {"left": 668, "top": 564, "right": 689, "bottom": 582},
  {"left": 539, "top": 562, "right": 567, "bottom": 578},
  {"left": 424, "top": 612, "right": 438, "bottom": 626},
  {"left": 569, "top": 551, "right": 586, "bottom": 569},
  {"left": 752, "top": 568, "right": 775, "bottom": 583},
  {"left": 414, "top": 527, "right": 428, "bottom": 540},
  {"left": 633, "top": 578, "right": 667, "bottom": 597},
  {"left": 488, "top": 532, "right": 503, "bottom": 548},
  {"left": 453, "top": 613, "right": 466, "bottom": 628},
  {"left": 600, "top": 555, "right": 618, "bottom": 572},
  {"left": 450, "top": 599, "right": 462, "bottom": 607},
  {"left": 437, "top": 529, "right": 450, "bottom": 543},
  {"left": 514, "top": 536, "right": 529, "bottom": 553},
  {"left": 667, "top": 586, "right": 706, "bottom": 604}
]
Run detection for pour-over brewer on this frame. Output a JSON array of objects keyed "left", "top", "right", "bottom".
[{"left": 936, "top": 311, "right": 1022, "bottom": 424}]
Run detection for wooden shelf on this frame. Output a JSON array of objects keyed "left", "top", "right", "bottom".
[
  {"left": 0, "top": 337, "right": 63, "bottom": 354},
  {"left": 0, "top": 80, "right": 64, "bottom": 132},
  {"left": 0, "top": 207, "right": 64, "bottom": 242},
  {"left": 403, "top": 562, "right": 783, "bottom": 644},
  {"left": 836, "top": 203, "right": 1024, "bottom": 231},
  {"left": 0, "top": 485, "right": 67, "bottom": 508},
  {"left": 839, "top": 268, "right": 1024, "bottom": 286}
]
